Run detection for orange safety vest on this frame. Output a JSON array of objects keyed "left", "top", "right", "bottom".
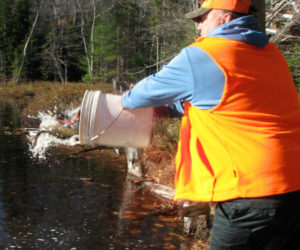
[{"left": 175, "top": 37, "right": 300, "bottom": 202}]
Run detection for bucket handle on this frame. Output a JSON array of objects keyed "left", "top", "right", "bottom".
[{"left": 90, "top": 109, "right": 124, "bottom": 142}]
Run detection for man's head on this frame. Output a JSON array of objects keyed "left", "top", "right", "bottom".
[{"left": 186, "top": 0, "right": 251, "bottom": 37}]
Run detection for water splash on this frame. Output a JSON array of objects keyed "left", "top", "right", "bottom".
[
  {"left": 27, "top": 107, "right": 81, "bottom": 159},
  {"left": 38, "top": 106, "right": 80, "bottom": 129}
]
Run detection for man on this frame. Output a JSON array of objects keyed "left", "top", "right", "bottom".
[{"left": 122, "top": 0, "right": 300, "bottom": 249}]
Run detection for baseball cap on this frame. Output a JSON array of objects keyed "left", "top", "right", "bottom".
[{"left": 185, "top": 0, "right": 251, "bottom": 21}]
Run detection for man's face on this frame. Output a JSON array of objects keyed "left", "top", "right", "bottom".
[{"left": 196, "top": 9, "right": 228, "bottom": 37}]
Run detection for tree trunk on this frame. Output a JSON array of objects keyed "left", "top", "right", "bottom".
[
  {"left": 251, "top": 0, "right": 265, "bottom": 32},
  {"left": 14, "top": 10, "right": 39, "bottom": 84},
  {"left": 77, "top": 0, "right": 92, "bottom": 80},
  {"left": 90, "top": 0, "right": 96, "bottom": 76}
]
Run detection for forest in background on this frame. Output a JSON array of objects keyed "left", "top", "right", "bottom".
[{"left": 0, "top": 0, "right": 299, "bottom": 89}]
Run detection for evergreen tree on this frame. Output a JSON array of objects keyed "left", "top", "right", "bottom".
[
  {"left": 0, "top": 0, "right": 31, "bottom": 81},
  {"left": 0, "top": 0, "right": 14, "bottom": 80},
  {"left": 11, "top": 0, "right": 32, "bottom": 81},
  {"left": 87, "top": 13, "right": 118, "bottom": 82}
]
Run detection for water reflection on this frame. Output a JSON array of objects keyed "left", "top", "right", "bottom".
[{"left": 0, "top": 100, "right": 194, "bottom": 249}]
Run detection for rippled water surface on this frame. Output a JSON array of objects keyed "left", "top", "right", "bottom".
[{"left": 0, "top": 100, "right": 196, "bottom": 249}]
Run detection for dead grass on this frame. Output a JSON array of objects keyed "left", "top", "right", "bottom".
[
  {"left": 0, "top": 81, "right": 36, "bottom": 97},
  {"left": 1, "top": 81, "right": 114, "bottom": 116},
  {"left": 142, "top": 118, "right": 181, "bottom": 188}
]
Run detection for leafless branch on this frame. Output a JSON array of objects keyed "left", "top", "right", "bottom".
[{"left": 14, "top": 9, "right": 40, "bottom": 83}]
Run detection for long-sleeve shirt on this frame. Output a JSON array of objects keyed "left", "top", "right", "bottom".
[{"left": 122, "top": 16, "right": 269, "bottom": 116}]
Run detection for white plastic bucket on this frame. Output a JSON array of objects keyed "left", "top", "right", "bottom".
[{"left": 79, "top": 90, "right": 153, "bottom": 148}]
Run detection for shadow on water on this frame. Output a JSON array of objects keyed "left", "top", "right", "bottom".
[{"left": 0, "top": 99, "right": 194, "bottom": 249}]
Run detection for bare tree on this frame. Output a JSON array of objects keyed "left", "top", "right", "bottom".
[
  {"left": 14, "top": 9, "right": 40, "bottom": 84},
  {"left": 76, "top": 0, "right": 92, "bottom": 80},
  {"left": 76, "top": 0, "right": 101, "bottom": 81},
  {"left": 266, "top": 0, "right": 300, "bottom": 44}
]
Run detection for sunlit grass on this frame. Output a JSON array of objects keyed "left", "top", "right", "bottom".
[
  {"left": 0, "top": 81, "right": 113, "bottom": 115},
  {"left": 0, "top": 81, "right": 36, "bottom": 97}
]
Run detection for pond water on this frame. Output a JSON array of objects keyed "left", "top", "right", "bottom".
[{"left": 0, "top": 100, "right": 197, "bottom": 249}]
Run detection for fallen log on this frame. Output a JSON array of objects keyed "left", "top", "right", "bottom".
[{"left": 134, "top": 180, "right": 210, "bottom": 217}]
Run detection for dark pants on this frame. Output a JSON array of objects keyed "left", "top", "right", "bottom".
[{"left": 209, "top": 190, "right": 300, "bottom": 250}]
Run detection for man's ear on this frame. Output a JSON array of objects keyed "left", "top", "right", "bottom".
[{"left": 223, "top": 12, "right": 232, "bottom": 23}]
